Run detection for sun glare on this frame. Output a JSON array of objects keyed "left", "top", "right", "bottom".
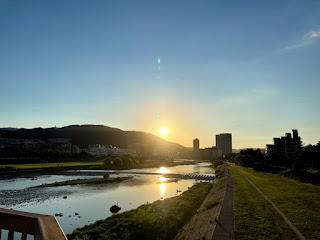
[
  {"left": 160, "top": 127, "right": 168, "bottom": 135},
  {"left": 157, "top": 167, "right": 170, "bottom": 174},
  {"left": 159, "top": 176, "right": 167, "bottom": 182}
]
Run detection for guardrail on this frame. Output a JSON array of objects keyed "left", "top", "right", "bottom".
[{"left": 0, "top": 208, "right": 67, "bottom": 240}]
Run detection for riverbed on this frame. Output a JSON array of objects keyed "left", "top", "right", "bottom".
[{"left": 0, "top": 161, "right": 214, "bottom": 237}]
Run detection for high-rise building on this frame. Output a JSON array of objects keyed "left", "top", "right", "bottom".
[
  {"left": 216, "top": 133, "right": 232, "bottom": 156},
  {"left": 193, "top": 138, "right": 199, "bottom": 151},
  {"left": 266, "top": 129, "right": 301, "bottom": 155}
]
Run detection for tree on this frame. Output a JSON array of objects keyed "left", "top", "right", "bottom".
[
  {"left": 104, "top": 156, "right": 113, "bottom": 166},
  {"left": 113, "top": 157, "right": 123, "bottom": 167},
  {"left": 122, "top": 155, "right": 133, "bottom": 166}
]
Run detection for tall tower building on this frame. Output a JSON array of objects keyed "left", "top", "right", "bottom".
[
  {"left": 193, "top": 138, "right": 199, "bottom": 151},
  {"left": 216, "top": 133, "right": 232, "bottom": 156}
]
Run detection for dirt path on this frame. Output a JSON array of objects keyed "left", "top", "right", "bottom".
[{"left": 245, "top": 177, "right": 306, "bottom": 240}]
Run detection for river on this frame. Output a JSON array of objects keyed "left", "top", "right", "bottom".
[{"left": 0, "top": 161, "right": 214, "bottom": 238}]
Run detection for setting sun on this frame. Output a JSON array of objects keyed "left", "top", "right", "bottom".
[{"left": 160, "top": 127, "right": 168, "bottom": 135}]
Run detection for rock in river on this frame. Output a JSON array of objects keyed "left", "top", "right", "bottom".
[{"left": 110, "top": 205, "right": 121, "bottom": 213}]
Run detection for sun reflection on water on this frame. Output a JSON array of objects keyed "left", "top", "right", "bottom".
[
  {"left": 160, "top": 183, "right": 166, "bottom": 199},
  {"left": 157, "top": 167, "right": 170, "bottom": 174},
  {"left": 159, "top": 176, "right": 167, "bottom": 182},
  {"left": 158, "top": 175, "right": 167, "bottom": 199}
]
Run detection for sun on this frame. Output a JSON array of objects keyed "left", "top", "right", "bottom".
[{"left": 160, "top": 127, "right": 168, "bottom": 135}]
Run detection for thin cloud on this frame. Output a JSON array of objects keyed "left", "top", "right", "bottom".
[
  {"left": 305, "top": 29, "right": 320, "bottom": 39},
  {"left": 284, "top": 28, "right": 320, "bottom": 50}
]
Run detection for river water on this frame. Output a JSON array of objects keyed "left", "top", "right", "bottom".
[{"left": 0, "top": 162, "right": 214, "bottom": 237}]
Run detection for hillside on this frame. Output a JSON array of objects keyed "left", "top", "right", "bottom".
[{"left": 0, "top": 125, "right": 186, "bottom": 153}]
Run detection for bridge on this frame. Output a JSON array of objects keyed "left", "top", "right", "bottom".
[
  {"left": 60, "top": 170, "right": 215, "bottom": 181},
  {"left": 108, "top": 171, "right": 215, "bottom": 181}
]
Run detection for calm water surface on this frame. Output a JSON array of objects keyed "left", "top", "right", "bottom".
[{"left": 0, "top": 162, "right": 214, "bottom": 235}]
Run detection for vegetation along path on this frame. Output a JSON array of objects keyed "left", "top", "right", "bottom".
[
  {"left": 67, "top": 182, "right": 212, "bottom": 240},
  {"left": 230, "top": 163, "right": 320, "bottom": 240}
]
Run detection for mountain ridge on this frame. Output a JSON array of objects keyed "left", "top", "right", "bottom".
[{"left": 0, "top": 125, "right": 186, "bottom": 153}]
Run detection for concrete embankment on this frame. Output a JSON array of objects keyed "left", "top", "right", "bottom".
[{"left": 175, "top": 163, "right": 234, "bottom": 240}]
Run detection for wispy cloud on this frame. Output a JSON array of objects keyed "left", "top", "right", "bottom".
[
  {"left": 305, "top": 29, "right": 320, "bottom": 39},
  {"left": 284, "top": 28, "right": 320, "bottom": 50}
]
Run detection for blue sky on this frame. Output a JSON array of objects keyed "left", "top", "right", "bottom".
[{"left": 1, "top": 0, "right": 320, "bottom": 148}]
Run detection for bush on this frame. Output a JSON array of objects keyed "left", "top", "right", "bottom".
[{"left": 103, "top": 172, "right": 110, "bottom": 179}]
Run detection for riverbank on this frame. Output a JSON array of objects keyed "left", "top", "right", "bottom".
[
  {"left": 67, "top": 182, "right": 213, "bottom": 240},
  {"left": 30, "top": 176, "right": 133, "bottom": 188},
  {"left": 175, "top": 163, "right": 232, "bottom": 240},
  {"left": 0, "top": 161, "right": 104, "bottom": 170},
  {"left": 0, "top": 162, "right": 104, "bottom": 179},
  {"left": 0, "top": 160, "right": 201, "bottom": 179},
  {"left": 230, "top": 163, "right": 320, "bottom": 240}
]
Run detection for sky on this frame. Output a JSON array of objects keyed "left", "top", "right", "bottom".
[{"left": 1, "top": 0, "right": 320, "bottom": 148}]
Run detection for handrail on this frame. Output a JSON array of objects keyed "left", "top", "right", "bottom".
[{"left": 0, "top": 208, "right": 67, "bottom": 240}]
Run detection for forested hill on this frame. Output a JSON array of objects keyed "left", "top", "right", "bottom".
[{"left": 0, "top": 125, "right": 186, "bottom": 152}]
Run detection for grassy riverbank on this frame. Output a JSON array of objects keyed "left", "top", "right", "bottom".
[
  {"left": 68, "top": 182, "right": 213, "bottom": 240},
  {"left": 0, "top": 161, "right": 103, "bottom": 169},
  {"left": 30, "top": 176, "right": 132, "bottom": 188},
  {"left": 230, "top": 163, "right": 320, "bottom": 240}
]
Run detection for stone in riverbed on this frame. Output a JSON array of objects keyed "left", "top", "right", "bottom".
[{"left": 110, "top": 205, "right": 121, "bottom": 213}]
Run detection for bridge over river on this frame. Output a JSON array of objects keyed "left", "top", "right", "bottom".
[
  {"left": 65, "top": 170, "right": 215, "bottom": 181},
  {"left": 110, "top": 171, "right": 215, "bottom": 181}
]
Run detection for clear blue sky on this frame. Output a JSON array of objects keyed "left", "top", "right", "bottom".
[{"left": 1, "top": 0, "right": 320, "bottom": 148}]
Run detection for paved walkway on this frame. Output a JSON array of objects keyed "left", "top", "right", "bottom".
[
  {"left": 175, "top": 163, "right": 234, "bottom": 240},
  {"left": 211, "top": 165, "right": 234, "bottom": 240}
]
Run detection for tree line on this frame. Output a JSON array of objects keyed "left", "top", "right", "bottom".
[{"left": 224, "top": 142, "right": 320, "bottom": 185}]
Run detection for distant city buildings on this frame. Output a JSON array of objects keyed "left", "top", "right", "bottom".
[
  {"left": 204, "top": 147, "right": 219, "bottom": 159},
  {"left": 266, "top": 129, "right": 301, "bottom": 155},
  {"left": 216, "top": 133, "right": 232, "bottom": 156},
  {"left": 192, "top": 132, "right": 232, "bottom": 159},
  {"left": 86, "top": 144, "right": 136, "bottom": 157},
  {"left": 193, "top": 138, "right": 199, "bottom": 151},
  {"left": 0, "top": 137, "right": 137, "bottom": 157}
]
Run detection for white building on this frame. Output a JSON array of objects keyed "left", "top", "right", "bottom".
[{"left": 87, "top": 144, "right": 136, "bottom": 157}]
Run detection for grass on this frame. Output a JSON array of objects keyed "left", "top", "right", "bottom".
[
  {"left": 230, "top": 163, "right": 320, "bottom": 240},
  {"left": 68, "top": 182, "right": 213, "bottom": 240},
  {"left": 0, "top": 162, "right": 103, "bottom": 169}
]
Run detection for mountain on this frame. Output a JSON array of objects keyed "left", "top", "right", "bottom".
[
  {"left": 0, "top": 125, "right": 186, "bottom": 153},
  {"left": 0, "top": 128, "right": 18, "bottom": 131}
]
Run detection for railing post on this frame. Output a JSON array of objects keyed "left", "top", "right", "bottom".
[
  {"left": 21, "top": 233, "right": 27, "bottom": 240},
  {"left": 8, "top": 230, "right": 14, "bottom": 240}
]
